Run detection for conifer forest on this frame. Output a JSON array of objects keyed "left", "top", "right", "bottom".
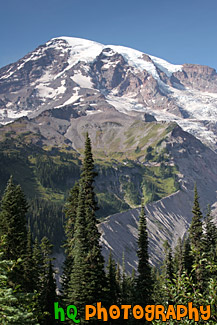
[{"left": 0, "top": 133, "right": 217, "bottom": 324}]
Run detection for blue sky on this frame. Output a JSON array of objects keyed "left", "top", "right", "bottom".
[{"left": 0, "top": 0, "right": 217, "bottom": 70}]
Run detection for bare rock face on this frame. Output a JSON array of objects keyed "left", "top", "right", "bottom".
[
  {"left": 172, "top": 64, "right": 217, "bottom": 92},
  {"left": 91, "top": 48, "right": 128, "bottom": 91},
  {"left": 99, "top": 190, "right": 192, "bottom": 272},
  {"left": 0, "top": 40, "right": 70, "bottom": 107},
  {"left": 91, "top": 48, "right": 162, "bottom": 101},
  {"left": 144, "top": 113, "right": 156, "bottom": 122}
]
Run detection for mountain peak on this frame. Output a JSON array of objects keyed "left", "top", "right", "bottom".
[
  {"left": 0, "top": 36, "right": 217, "bottom": 151},
  {"left": 47, "top": 36, "right": 183, "bottom": 78},
  {"left": 51, "top": 36, "right": 103, "bottom": 47}
]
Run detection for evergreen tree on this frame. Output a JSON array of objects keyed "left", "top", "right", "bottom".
[
  {"left": 188, "top": 185, "right": 204, "bottom": 290},
  {"left": 0, "top": 236, "right": 38, "bottom": 324},
  {"left": 106, "top": 252, "right": 118, "bottom": 305},
  {"left": 163, "top": 241, "right": 173, "bottom": 283},
  {"left": 22, "top": 225, "right": 35, "bottom": 292},
  {"left": 160, "top": 241, "right": 174, "bottom": 306},
  {"left": 182, "top": 236, "right": 193, "bottom": 275},
  {"left": 32, "top": 236, "right": 57, "bottom": 325},
  {"left": 105, "top": 252, "right": 122, "bottom": 323},
  {"left": 203, "top": 205, "right": 217, "bottom": 260},
  {"left": 173, "top": 237, "right": 184, "bottom": 277},
  {"left": 80, "top": 135, "right": 106, "bottom": 303},
  {"left": 152, "top": 267, "right": 165, "bottom": 305},
  {"left": 66, "top": 133, "right": 106, "bottom": 323},
  {"left": 115, "top": 262, "right": 121, "bottom": 303},
  {"left": 128, "top": 268, "right": 136, "bottom": 305},
  {"left": 0, "top": 176, "right": 28, "bottom": 261},
  {"left": 41, "top": 261, "right": 57, "bottom": 325},
  {"left": 81, "top": 132, "right": 98, "bottom": 213},
  {"left": 40, "top": 237, "right": 54, "bottom": 275},
  {"left": 136, "top": 206, "right": 153, "bottom": 308},
  {"left": 189, "top": 184, "right": 203, "bottom": 251},
  {"left": 64, "top": 182, "right": 80, "bottom": 254},
  {"left": 120, "top": 252, "right": 128, "bottom": 304},
  {"left": 67, "top": 183, "right": 90, "bottom": 323},
  {"left": 84, "top": 202, "right": 106, "bottom": 307},
  {"left": 32, "top": 237, "right": 43, "bottom": 292},
  {"left": 0, "top": 177, "right": 29, "bottom": 288},
  {"left": 62, "top": 181, "right": 79, "bottom": 301}
]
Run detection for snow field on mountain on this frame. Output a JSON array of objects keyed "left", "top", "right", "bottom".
[{"left": 53, "top": 37, "right": 183, "bottom": 82}]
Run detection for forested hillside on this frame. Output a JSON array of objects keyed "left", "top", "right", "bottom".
[{"left": 0, "top": 134, "right": 217, "bottom": 324}]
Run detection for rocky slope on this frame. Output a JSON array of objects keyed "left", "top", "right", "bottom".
[
  {"left": 99, "top": 126, "right": 217, "bottom": 272},
  {"left": 0, "top": 37, "right": 217, "bottom": 151}
]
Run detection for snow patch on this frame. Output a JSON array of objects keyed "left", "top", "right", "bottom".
[
  {"left": 56, "top": 87, "right": 80, "bottom": 107},
  {"left": 71, "top": 73, "right": 94, "bottom": 89},
  {"left": 86, "top": 109, "right": 102, "bottom": 115},
  {"left": 5, "top": 109, "right": 32, "bottom": 119},
  {"left": 36, "top": 83, "right": 66, "bottom": 99},
  {"left": 107, "top": 94, "right": 147, "bottom": 113}
]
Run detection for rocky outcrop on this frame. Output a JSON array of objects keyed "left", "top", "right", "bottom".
[
  {"left": 144, "top": 113, "right": 157, "bottom": 122},
  {"left": 172, "top": 64, "right": 217, "bottom": 92}
]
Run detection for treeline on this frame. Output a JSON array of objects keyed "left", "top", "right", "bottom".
[{"left": 0, "top": 134, "right": 217, "bottom": 323}]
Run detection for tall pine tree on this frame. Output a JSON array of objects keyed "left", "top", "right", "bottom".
[
  {"left": 0, "top": 176, "right": 29, "bottom": 289},
  {"left": 182, "top": 236, "right": 194, "bottom": 275},
  {"left": 36, "top": 237, "right": 57, "bottom": 325},
  {"left": 188, "top": 184, "right": 204, "bottom": 290},
  {"left": 0, "top": 237, "right": 38, "bottom": 324},
  {"left": 22, "top": 225, "right": 36, "bottom": 292},
  {"left": 62, "top": 181, "right": 80, "bottom": 301},
  {"left": 0, "top": 176, "right": 28, "bottom": 261},
  {"left": 66, "top": 133, "right": 106, "bottom": 323},
  {"left": 189, "top": 184, "right": 203, "bottom": 251},
  {"left": 67, "top": 182, "right": 90, "bottom": 323},
  {"left": 136, "top": 205, "right": 153, "bottom": 308},
  {"left": 106, "top": 252, "right": 119, "bottom": 306},
  {"left": 203, "top": 205, "right": 217, "bottom": 260}
]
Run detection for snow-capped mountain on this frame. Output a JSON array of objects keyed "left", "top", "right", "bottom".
[{"left": 0, "top": 37, "right": 217, "bottom": 150}]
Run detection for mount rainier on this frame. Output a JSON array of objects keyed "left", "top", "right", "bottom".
[{"left": 0, "top": 36, "right": 217, "bottom": 151}]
